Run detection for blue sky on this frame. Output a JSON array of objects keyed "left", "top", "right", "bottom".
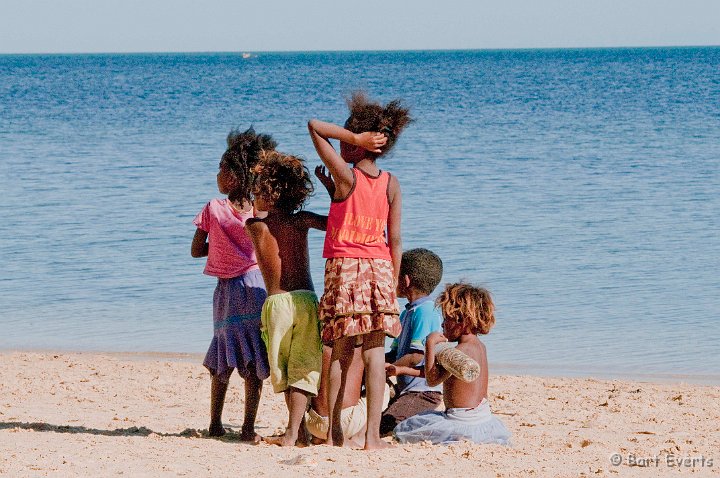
[{"left": 1, "top": 0, "right": 719, "bottom": 54}]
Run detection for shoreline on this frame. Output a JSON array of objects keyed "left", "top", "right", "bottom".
[
  {"left": 2, "top": 351, "right": 718, "bottom": 477},
  {"left": 4, "top": 347, "right": 720, "bottom": 386}
]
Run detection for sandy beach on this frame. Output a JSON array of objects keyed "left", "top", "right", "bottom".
[{"left": 1, "top": 351, "right": 718, "bottom": 477}]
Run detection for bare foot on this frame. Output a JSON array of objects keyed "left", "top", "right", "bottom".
[
  {"left": 208, "top": 423, "right": 226, "bottom": 437},
  {"left": 239, "top": 430, "right": 262, "bottom": 444},
  {"left": 263, "top": 434, "right": 299, "bottom": 447},
  {"left": 364, "top": 437, "right": 393, "bottom": 450}
]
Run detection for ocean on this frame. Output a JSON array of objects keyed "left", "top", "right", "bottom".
[{"left": 1, "top": 47, "right": 718, "bottom": 382}]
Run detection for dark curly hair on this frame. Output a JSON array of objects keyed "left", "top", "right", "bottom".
[
  {"left": 252, "top": 151, "right": 314, "bottom": 213},
  {"left": 220, "top": 126, "right": 277, "bottom": 204},
  {"left": 400, "top": 248, "right": 443, "bottom": 295},
  {"left": 436, "top": 283, "right": 496, "bottom": 335},
  {"left": 344, "top": 91, "right": 412, "bottom": 158}
]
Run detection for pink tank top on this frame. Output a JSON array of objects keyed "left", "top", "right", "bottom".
[{"left": 323, "top": 168, "right": 392, "bottom": 260}]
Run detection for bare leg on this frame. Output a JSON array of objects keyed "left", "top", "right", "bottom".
[
  {"left": 240, "top": 372, "right": 263, "bottom": 443},
  {"left": 326, "top": 337, "right": 354, "bottom": 447},
  {"left": 209, "top": 374, "right": 229, "bottom": 437},
  {"left": 264, "top": 387, "right": 310, "bottom": 446},
  {"left": 362, "top": 331, "right": 392, "bottom": 450},
  {"left": 296, "top": 411, "right": 311, "bottom": 447}
]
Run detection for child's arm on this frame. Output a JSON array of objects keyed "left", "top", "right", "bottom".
[
  {"left": 392, "top": 352, "right": 424, "bottom": 368},
  {"left": 245, "top": 219, "right": 280, "bottom": 294},
  {"left": 296, "top": 211, "right": 328, "bottom": 232},
  {"left": 191, "top": 228, "right": 209, "bottom": 258},
  {"left": 388, "top": 305, "right": 440, "bottom": 376},
  {"left": 314, "top": 165, "right": 336, "bottom": 198},
  {"left": 387, "top": 175, "right": 402, "bottom": 285},
  {"left": 385, "top": 351, "right": 425, "bottom": 378},
  {"left": 424, "top": 332, "right": 452, "bottom": 387},
  {"left": 307, "top": 119, "right": 386, "bottom": 197},
  {"left": 385, "top": 363, "right": 423, "bottom": 378}
]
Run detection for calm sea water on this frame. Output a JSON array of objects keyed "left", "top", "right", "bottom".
[{"left": 1, "top": 48, "right": 719, "bottom": 382}]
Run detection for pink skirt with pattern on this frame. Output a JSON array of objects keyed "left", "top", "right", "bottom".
[{"left": 319, "top": 257, "right": 402, "bottom": 344}]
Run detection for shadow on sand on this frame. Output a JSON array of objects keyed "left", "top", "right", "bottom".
[{"left": 0, "top": 421, "right": 261, "bottom": 442}]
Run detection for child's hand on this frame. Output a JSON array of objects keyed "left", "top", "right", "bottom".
[
  {"left": 314, "top": 165, "right": 332, "bottom": 184},
  {"left": 314, "top": 165, "right": 336, "bottom": 196},
  {"left": 385, "top": 363, "right": 399, "bottom": 377},
  {"left": 426, "top": 332, "right": 448, "bottom": 349},
  {"left": 355, "top": 132, "right": 387, "bottom": 153}
]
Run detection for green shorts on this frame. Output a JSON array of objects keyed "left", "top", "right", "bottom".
[{"left": 261, "top": 290, "right": 322, "bottom": 395}]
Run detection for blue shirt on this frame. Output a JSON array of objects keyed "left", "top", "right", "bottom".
[{"left": 390, "top": 296, "right": 443, "bottom": 394}]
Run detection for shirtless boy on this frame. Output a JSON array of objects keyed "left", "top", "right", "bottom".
[{"left": 246, "top": 151, "right": 326, "bottom": 446}]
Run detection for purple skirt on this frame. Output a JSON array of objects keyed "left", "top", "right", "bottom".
[{"left": 203, "top": 268, "right": 270, "bottom": 382}]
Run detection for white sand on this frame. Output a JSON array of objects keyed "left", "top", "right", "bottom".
[{"left": 1, "top": 352, "right": 718, "bottom": 477}]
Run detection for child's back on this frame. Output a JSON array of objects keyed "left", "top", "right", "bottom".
[
  {"left": 441, "top": 333, "right": 488, "bottom": 409},
  {"left": 246, "top": 211, "right": 322, "bottom": 294},
  {"left": 194, "top": 198, "right": 257, "bottom": 278},
  {"left": 246, "top": 151, "right": 326, "bottom": 447}
]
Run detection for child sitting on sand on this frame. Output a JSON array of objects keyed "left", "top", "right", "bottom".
[
  {"left": 305, "top": 345, "right": 391, "bottom": 448},
  {"left": 381, "top": 248, "right": 444, "bottom": 435},
  {"left": 245, "top": 151, "right": 326, "bottom": 447},
  {"left": 191, "top": 127, "right": 275, "bottom": 440},
  {"left": 393, "top": 283, "right": 511, "bottom": 445}
]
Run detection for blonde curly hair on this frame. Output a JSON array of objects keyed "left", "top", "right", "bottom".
[
  {"left": 251, "top": 151, "right": 314, "bottom": 213},
  {"left": 436, "top": 282, "right": 496, "bottom": 335}
]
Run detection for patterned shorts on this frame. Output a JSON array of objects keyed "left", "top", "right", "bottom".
[{"left": 319, "top": 257, "right": 402, "bottom": 344}]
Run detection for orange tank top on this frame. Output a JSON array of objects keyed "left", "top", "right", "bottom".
[{"left": 323, "top": 168, "right": 392, "bottom": 260}]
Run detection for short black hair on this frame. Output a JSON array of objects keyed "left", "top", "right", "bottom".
[{"left": 399, "top": 248, "right": 443, "bottom": 295}]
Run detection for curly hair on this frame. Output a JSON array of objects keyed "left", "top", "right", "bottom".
[
  {"left": 436, "top": 283, "right": 496, "bottom": 335},
  {"left": 400, "top": 248, "right": 443, "bottom": 295},
  {"left": 252, "top": 151, "right": 314, "bottom": 213},
  {"left": 220, "top": 126, "right": 277, "bottom": 204},
  {"left": 344, "top": 91, "right": 412, "bottom": 158}
]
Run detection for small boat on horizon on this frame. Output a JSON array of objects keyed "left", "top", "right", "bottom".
[{"left": 242, "top": 52, "right": 252, "bottom": 59}]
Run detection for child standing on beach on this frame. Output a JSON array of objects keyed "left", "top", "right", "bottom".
[
  {"left": 245, "top": 151, "right": 326, "bottom": 447},
  {"left": 381, "top": 248, "right": 444, "bottom": 435},
  {"left": 191, "top": 127, "right": 276, "bottom": 440},
  {"left": 308, "top": 92, "right": 411, "bottom": 449},
  {"left": 393, "top": 283, "right": 511, "bottom": 445}
]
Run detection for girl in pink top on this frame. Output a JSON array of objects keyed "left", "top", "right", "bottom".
[
  {"left": 308, "top": 92, "right": 412, "bottom": 449},
  {"left": 191, "top": 127, "right": 276, "bottom": 441}
]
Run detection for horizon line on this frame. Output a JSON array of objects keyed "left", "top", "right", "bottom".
[{"left": 1, "top": 43, "right": 719, "bottom": 56}]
